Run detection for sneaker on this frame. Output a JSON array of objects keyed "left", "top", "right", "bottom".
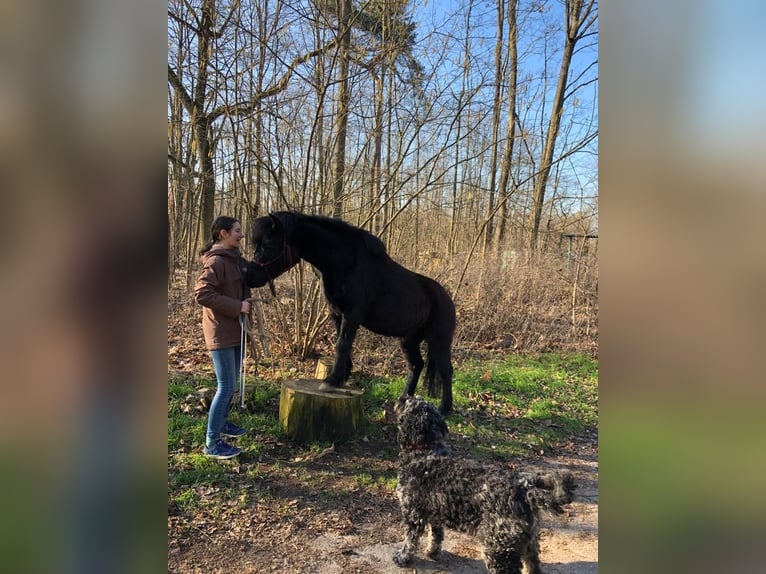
[
  {"left": 203, "top": 439, "right": 242, "bottom": 460},
  {"left": 221, "top": 422, "right": 246, "bottom": 438}
]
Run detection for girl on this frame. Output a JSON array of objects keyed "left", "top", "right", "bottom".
[{"left": 193, "top": 216, "right": 255, "bottom": 459}]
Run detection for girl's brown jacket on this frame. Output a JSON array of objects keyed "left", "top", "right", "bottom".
[{"left": 193, "top": 247, "right": 252, "bottom": 350}]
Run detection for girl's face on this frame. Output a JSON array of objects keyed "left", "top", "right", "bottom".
[{"left": 219, "top": 222, "right": 244, "bottom": 249}]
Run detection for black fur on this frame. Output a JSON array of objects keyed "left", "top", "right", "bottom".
[
  {"left": 393, "top": 396, "right": 575, "bottom": 574},
  {"left": 250, "top": 212, "right": 456, "bottom": 412}
]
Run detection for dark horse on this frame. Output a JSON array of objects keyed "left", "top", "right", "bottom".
[{"left": 248, "top": 212, "right": 455, "bottom": 413}]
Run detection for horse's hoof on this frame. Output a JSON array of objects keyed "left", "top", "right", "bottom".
[
  {"left": 426, "top": 548, "right": 442, "bottom": 560},
  {"left": 318, "top": 381, "right": 338, "bottom": 392}
]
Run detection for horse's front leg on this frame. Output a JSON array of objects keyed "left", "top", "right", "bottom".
[{"left": 319, "top": 315, "right": 359, "bottom": 390}]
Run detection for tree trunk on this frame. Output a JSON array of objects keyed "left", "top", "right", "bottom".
[
  {"left": 195, "top": 0, "right": 216, "bottom": 243},
  {"left": 371, "top": 70, "right": 384, "bottom": 233},
  {"left": 331, "top": 0, "right": 352, "bottom": 217},
  {"left": 494, "top": 0, "right": 518, "bottom": 249},
  {"left": 448, "top": 0, "right": 473, "bottom": 255},
  {"left": 528, "top": 0, "right": 595, "bottom": 251},
  {"left": 483, "top": 0, "right": 505, "bottom": 255}
]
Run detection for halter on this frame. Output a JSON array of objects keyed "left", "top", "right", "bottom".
[{"left": 252, "top": 236, "right": 295, "bottom": 296}]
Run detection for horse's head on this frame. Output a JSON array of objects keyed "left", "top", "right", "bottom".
[
  {"left": 249, "top": 212, "right": 299, "bottom": 286},
  {"left": 242, "top": 260, "right": 270, "bottom": 288}
]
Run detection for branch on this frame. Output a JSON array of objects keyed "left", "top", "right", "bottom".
[
  {"left": 167, "top": 65, "right": 194, "bottom": 115},
  {"left": 565, "top": 77, "right": 597, "bottom": 101},
  {"left": 168, "top": 9, "right": 200, "bottom": 35},
  {"left": 167, "top": 153, "right": 201, "bottom": 177},
  {"left": 180, "top": 0, "right": 202, "bottom": 30},
  {"left": 215, "top": 0, "right": 241, "bottom": 37},
  {"left": 209, "top": 39, "right": 338, "bottom": 121}
]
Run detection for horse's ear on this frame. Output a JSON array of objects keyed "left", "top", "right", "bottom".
[
  {"left": 268, "top": 211, "right": 295, "bottom": 237},
  {"left": 283, "top": 213, "right": 295, "bottom": 236}
]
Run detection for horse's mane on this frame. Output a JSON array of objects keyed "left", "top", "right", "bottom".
[{"left": 277, "top": 211, "right": 387, "bottom": 256}]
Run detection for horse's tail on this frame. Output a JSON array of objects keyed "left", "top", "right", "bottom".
[
  {"left": 423, "top": 280, "right": 456, "bottom": 411},
  {"left": 423, "top": 343, "right": 454, "bottom": 409},
  {"left": 424, "top": 352, "right": 440, "bottom": 398}
]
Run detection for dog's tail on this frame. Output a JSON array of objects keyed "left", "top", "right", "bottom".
[{"left": 519, "top": 471, "right": 576, "bottom": 514}]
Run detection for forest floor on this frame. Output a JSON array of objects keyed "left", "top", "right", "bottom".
[
  {"left": 167, "top": 436, "right": 597, "bottom": 573},
  {"left": 167, "top": 302, "right": 598, "bottom": 574}
]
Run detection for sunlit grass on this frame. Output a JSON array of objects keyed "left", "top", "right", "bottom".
[
  {"left": 448, "top": 353, "right": 597, "bottom": 458},
  {"left": 168, "top": 353, "right": 597, "bottom": 495}
]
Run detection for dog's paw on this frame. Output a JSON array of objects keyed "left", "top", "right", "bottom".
[
  {"left": 393, "top": 549, "right": 413, "bottom": 567},
  {"left": 426, "top": 547, "right": 442, "bottom": 560}
]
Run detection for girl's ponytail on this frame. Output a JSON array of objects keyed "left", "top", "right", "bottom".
[{"left": 199, "top": 216, "right": 239, "bottom": 256}]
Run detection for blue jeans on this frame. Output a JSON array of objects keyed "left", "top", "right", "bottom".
[{"left": 206, "top": 345, "right": 242, "bottom": 447}]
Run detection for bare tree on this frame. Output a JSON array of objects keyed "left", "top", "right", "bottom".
[
  {"left": 493, "top": 0, "right": 519, "bottom": 250},
  {"left": 168, "top": 0, "right": 339, "bottom": 237},
  {"left": 167, "top": 0, "right": 599, "bottom": 354},
  {"left": 527, "top": 0, "right": 597, "bottom": 251},
  {"left": 483, "top": 0, "right": 506, "bottom": 255},
  {"left": 329, "top": 0, "right": 352, "bottom": 216}
]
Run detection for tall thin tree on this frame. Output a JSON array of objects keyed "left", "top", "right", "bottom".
[
  {"left": 527, "top": 0, "right": 597, "bottom": 251},
  {"left": 493, "top": 0, "right": 518, "bottom": 250},
  {"left": 331, "top": 0, "right": 352, "bottom": 216}
]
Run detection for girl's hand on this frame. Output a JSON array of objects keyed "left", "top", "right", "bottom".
[{"left": 240, "top": 300, "right": 251, "bottom": 314}]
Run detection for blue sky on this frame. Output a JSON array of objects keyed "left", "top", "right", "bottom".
[{"left": 683, "top": 1, "right": 766, "bottom": 160}]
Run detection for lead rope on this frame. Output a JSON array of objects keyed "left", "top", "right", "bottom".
[
  {"left": 239, "top": 315, "right": 246, "bottom": 409},
  {"left": 240, "top": 297, "right": 269, "bottom": 356}
]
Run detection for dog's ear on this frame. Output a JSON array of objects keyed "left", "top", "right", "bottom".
[
  {"left": 393, "top": 396, "right": 409, "bottom": 422},
  {"left": 426, "top": 400, "right": 448, "bottom": 437}
]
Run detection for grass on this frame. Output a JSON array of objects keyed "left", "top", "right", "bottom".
[
  {"left": 168, "top": 352, "right": 597, "bottom": 495},
  {"left": 356, "top": 353, "right": 598, "bottom": 459}
]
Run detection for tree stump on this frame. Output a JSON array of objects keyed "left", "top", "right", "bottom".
[
  {"left": 314, "top": 357, "right": 334, "bottom": 379},
  {"left": 279, "top": 379, "right": 364, "bottom": 444}
]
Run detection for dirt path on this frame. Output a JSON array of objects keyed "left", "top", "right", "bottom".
[
  {"left": 304, "top": 448, "right": 597, "bottom": 574},
  {"left": 168, "top": 439, "right": 597, "bottom": 573}
]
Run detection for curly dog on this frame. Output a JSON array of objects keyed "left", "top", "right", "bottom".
[{"left": 392, "top": 396, "right": 575, "bottom": 574}]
